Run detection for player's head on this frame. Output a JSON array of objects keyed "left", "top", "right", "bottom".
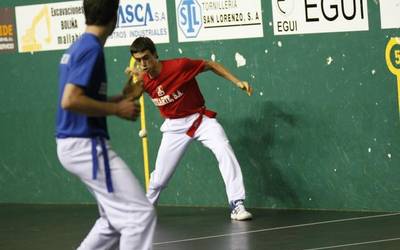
[
  {"left": 130, "top": 37, "right": 158, "bottom": 58},
  {"left": 83, "top": 0, "right": 119, "bottom": 33},
  {"left": 130, "top": 37, "right": 159, "bottom": 73}
]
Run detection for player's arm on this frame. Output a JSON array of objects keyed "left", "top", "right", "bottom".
[
  {"left": 107, "top": 94, "right": 124, "bottom": 103},
  {"left": 203, "top": 60, "right": 253, "bottom": 96},
  {"left": 123, "top": 69, "right": 145, "bottom": 100},
  {"left": 108, "top": 67, "right": 144, "bottom": 102},
  {"left": 107, "top": 78, "right": 137, "bottom": 103},
  {"left": 61, "top": 83, "right": 140, "bottom": 120}
]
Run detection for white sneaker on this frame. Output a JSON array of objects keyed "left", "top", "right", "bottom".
[{"left": 230, "top": 200, "right": 252, "bottom": 221}]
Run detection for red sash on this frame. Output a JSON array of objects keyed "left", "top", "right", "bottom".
[{"left": 186, "top": 107, "right": 217, "bottom": 137}]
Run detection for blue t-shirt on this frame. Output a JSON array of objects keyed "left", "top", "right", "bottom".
[{"left": 56, "top": 33, "right": 109, "bottom": 139}]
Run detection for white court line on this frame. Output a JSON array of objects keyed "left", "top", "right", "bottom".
[
  {"left": 154, "top": 212, "right": 400, "bottom": 246},
  {"left": 303, "top": 237, "right": 400, "bottom": 250}
]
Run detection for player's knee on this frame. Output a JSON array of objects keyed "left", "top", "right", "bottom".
[
  {"left": 149, "top": 179, "right": 167, "bottom": 190},
  {"left": 123, "top": 205, "right": 156, "bottom": 230},
  {"left": 148, "top": 205, "right": 156, "bottom": 219}
]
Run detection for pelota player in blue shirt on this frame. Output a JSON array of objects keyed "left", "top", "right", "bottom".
[{"left": 55, "top": 1, "right": 156, "bottom": 249}]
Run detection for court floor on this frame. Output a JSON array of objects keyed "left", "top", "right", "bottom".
[{"left": 1, "top": 204, "right": 400, "bottom": 250}]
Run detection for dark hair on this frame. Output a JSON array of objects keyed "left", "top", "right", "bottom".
[
  {"left": 83, "top": 0, "right": 119, "bottom": 26},
  {"left": 130, "top": 37, "right": 157, "bottom": 56}
]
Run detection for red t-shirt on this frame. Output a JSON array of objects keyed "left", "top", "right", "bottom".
[{"left": 143, "top": 58, "right": 206, "bottom": 118}]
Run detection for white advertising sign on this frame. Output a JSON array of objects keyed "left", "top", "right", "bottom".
[
  {"left": 271, "top": 0, "right": 369, "bottom": 35},
  {"left": 15, "top": 0, "right": 169, "bottom": 53},
  {"left": 107, "top": 0, "right": 169, "bottom": 46},
  {"left": 379, "top": 0, "right": 400, "bottom": 29},
  {"left": 175, "top": 0, "right": 264, "bottom": 42}
]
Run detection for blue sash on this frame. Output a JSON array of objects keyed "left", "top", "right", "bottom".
[{"left": 91, "top": 137, "right": 114, "bottom": 192}]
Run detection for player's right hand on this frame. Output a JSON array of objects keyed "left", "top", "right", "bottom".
[
  {"left": 237, "top": 81, "right": 253, "bottom": 96},
  {"left": 115, "top": 97, "right": 141, "bottom": 121}
]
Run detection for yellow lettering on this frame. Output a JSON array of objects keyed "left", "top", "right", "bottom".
[
  {"left": 395, "top": 50, "right": 400, "bottom": 65},
  {"left": 0, "top": 25, "right": 13, "bottom": 37}
]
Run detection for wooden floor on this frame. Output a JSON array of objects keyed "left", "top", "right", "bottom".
[{"left": 1, "top": 204, "right": 400, "bottom": 250}]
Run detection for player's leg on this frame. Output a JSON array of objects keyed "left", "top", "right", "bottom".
[
  {"left": 57, "top": 138, "right": 121, "bottom": 249},
  {"left": 57, "top": 138, "right": 156, "bottom": 250},
  {"left": 147, "top": 131, "right": 192, "bottom": 204},
  {"left": 195, "top": 117, "right": 252, "bottom": 220},
  {"left": 194, "top": 117, "right": 245, "bottom": 202},
  {"left": 76, "top": 205, "right": 120, "bottom": 250},
  {"left": 78, "top": 169, "right": 156, "bottom": 250},
  {"left": 86, "top": 143, "right": 156, "bottom": 250}
]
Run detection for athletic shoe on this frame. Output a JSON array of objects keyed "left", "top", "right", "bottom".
[{"left": 230, "top": 200, "right": 252, "bottom": 221}]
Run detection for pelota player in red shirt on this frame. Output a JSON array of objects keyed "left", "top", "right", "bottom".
[{"left": 126, "top": 37, "right": 253, "bottom": 220}]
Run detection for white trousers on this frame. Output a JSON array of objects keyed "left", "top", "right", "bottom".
[
  {"left": 146, "top": 114, "right": 246, "bottom": 205},
  {"left": 57, "top": 138, "right": 156, "bottom": 250}
]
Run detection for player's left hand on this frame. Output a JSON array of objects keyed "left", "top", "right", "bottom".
[
  {"left": 124, "top": 67, "right": 132, "bottom": 76},
  {"left": 125, "top": 66, "right": 145, "bottom": 81},
  {"left": 125, "top": 66, "right": 142, "bottom": 77},
  {"left": 237, "top": 81, "right": 253, "bottom": 96}
]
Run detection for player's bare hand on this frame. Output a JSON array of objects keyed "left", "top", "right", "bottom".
[
  {"left": 125, "top": 66, "right": 142, "bottom": 77},
  {"left": 124, "top": 67, "right": 132, "bottom": 76},
  {"left": 124, "top": 67, "right": 138, "bottom": 76},
  {"left": 237, "top": 81, "right": 253, "bottom": 96},
  {"left": 115, "top": 97, "right": 141, "bottom": 121},
  {"left": 125, "top": 66, "right": 145, "bottom": 82}
]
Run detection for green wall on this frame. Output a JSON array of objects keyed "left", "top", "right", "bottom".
[{"left": 1, "top": 0, "right": 400, "bottom": 212}]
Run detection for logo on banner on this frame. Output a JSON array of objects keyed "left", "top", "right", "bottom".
[
  {"left": 276, "top": 0, "right": 295, "bottom": 15},
  {"left": 275, "top": 0, "right": 297, "bottom": 32},
  {"left": 21, "top": 5, "right": 52, "bottom": 52},
  {"left": 177, "top": 0, "right": 202, "bottom": 38},
  {"left": 272, "top": 0, "right": 368, "bottom": 35},
  {"left": 109, "top": 1, "right": 169, "bottom": 44},
  {"left": 0, "top": 7, "right": 17, "bottom": 52},
  {"left": 304, "top": 0, "right": 365, "bottom": 22},
  {"left": 117, "top": 3, "right": 156, "bottom": 28}
]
